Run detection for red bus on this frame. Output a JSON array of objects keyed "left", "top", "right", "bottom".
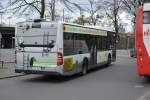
[{"left": 136, "top": 0, "right": 150, "bottom": 77}]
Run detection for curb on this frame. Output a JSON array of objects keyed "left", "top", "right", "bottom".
[{"left": 0, "top": 74, "right": 27, "bottom": 80}]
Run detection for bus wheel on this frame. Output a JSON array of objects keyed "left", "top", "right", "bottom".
[
  {"left": 81, "top": 60, "right": 88, "bottom": 75},
  {"left": 106, "top": 55, "right": 111, "bottom": 66}
]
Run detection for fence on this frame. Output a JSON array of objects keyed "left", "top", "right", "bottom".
[{"left": 0, "top": 49, "right": 15, "bottom": 63}]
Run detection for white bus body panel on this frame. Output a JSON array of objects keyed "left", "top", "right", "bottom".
[
  {"left": 15, "top": 22, "right": 64, "bottom": 75},
  {"left": 143, "top": 3, "right": 150, "bottom": 57}
]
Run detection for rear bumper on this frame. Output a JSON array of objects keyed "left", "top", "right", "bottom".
[{"left": 15, "top": 66, "right": 63, "bottom": 75}]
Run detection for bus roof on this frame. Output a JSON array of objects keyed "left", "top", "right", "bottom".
[{"left": 17, "top": 20, "right": 115, "bottom": 33}]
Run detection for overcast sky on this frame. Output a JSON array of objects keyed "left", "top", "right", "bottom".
[{"left": 0, "top": 0, "right": 132, "bottom": 32}]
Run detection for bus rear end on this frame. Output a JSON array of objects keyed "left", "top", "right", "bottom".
[
  {"left": 136, "top": 0, "right": 150, "bottom": 76},
  {"left": 15, "top": 21, "right": 64, "bottom": 75}
]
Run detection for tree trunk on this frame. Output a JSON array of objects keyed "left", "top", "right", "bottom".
[
  {"left": 40, "top": 0, "right": 45, "bottom": 18},
  {"left": 51, "top": 0, "right": 55, "bottom": 21}
]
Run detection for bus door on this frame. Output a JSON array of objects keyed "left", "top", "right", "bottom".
[{"left": 90, "top": 36, "right": 97, "bottom": 65}]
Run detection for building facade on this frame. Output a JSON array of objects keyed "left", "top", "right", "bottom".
[
  {"left": 117, "top": 33, "right": 135, "bottom": 49},
  {"left": 0, "top": 27, "right": 15, "bottom": 49}
]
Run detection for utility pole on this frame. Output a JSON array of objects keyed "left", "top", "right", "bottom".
[
  {"left": 63, "top": 9, "right": 65, "bottom": 22},
  {"left": 0, "top": 12, "right": 4, "bottom": 25},
  {"left": 8, "top": 16, "right": 12, "bottom": 27}
]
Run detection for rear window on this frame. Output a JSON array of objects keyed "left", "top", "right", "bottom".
[{"left": 143, "top": 11, "right": 150, "bottom": 24}]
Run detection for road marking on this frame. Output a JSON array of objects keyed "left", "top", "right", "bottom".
[
  {"left": 137, "top": 91, "right": 150, "bottom": 100},
  {"left": 135, "top": 85, "right": 145, "bottom": 88}
]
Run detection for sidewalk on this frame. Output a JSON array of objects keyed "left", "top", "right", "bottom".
[
  {"left": 0, "top": 63, "right": 25, "bottom": 79},
  {"left": 116, "top": 50, "right": 130, "bottom": 57}
]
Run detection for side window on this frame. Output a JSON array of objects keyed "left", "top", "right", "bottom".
[
  {"left": 97, "top": 36, "right": 102, "bottom": 51},
  {"left": 74, "top": 34, "right": 89, "bottom": 54},
  {"left": 85, "top": 35, "right": 93, "bottom": 51},
  {"left": 96, "top": 35, "right": 109, "bottom": 51},
  {"left": 101, "top": 36, "right": 107, "bottom": 50},
  {"left": 143, "top": 11, "right": 150, "bottom": 24},
  {"left": 107, "top": 32, "right": 115, "bottom": 50},
  {"left": 63, "top": 33, "right": 74, "bottom": 56},
  {"left": 64, "top": 32, "right": 111, "bottom": 55}
]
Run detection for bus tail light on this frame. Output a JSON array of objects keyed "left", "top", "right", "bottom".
[{"left": 57, "top": 52, "right": 63, "bottom": 66}]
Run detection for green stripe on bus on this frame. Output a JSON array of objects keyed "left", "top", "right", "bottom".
[
  {"left": 64, "top": 25, "right": 107, "bottom": 36},
  {"left": 33, "top": 61, "right": 57, "bottom": 67}
]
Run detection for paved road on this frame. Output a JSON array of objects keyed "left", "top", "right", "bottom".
[{"left": 0, "top": 56, "right": 150, "bottom": 100}]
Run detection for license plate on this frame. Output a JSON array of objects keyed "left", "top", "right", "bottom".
[{"left": 41, "top": 67, "right": 45, "bottom": 70}]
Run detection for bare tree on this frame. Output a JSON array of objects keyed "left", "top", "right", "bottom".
[
  {"left": 103, "top": 0, "right": 123, "bottom": 36},
  {"left": 61, "top": 0, "right": 84, "bottom": 17},
  {"left": 122, "top": 0, "right": 137, "bottom": 24},
  {"left": 61, "top": 0, "right": 85, "bottom": 24},
  {"left": 4, "top": 0, "right": 46, "bottom": 18},
  {"left": 0, "top": 2, "right": 3, "bottom": 9},
  {"left": 2, "top": 0, "right": 57, "bottom": 19},
  {"left": 86, "top": 0, "right": 102, "bottom": 25},
  {"left": 121, "top": 0, "right": 143, "bottom": 49},
  {"left": 46, "top": 0, "right": 56, "bottom": 21},
  {"left": 103, "top": 0, "right": 123, "bottom": 58},
  {"left": 61, "top": 0, "right": 102, "bottom": 25},
  {"left": 121, "top": 0, "right": 141, "bottom": 35},
  {"left": 61, "top": 0, "right": 83, "bottom": 13}
]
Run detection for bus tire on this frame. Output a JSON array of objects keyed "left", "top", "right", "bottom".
[
  {"left": 106, "top": 54, "right": 111, "bottom": 66},
  {"left": 81, "top": 59, "right": 88, "bottom": 75}
]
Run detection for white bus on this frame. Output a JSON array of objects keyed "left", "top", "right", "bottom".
[{"left": 15, "top": 20, "right": 116, "bottom": 76}]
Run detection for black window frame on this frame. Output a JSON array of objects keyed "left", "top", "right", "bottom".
[
  {"left": 63, "top": 31, "right": 115, "bottom": 56},
  {"left": 143, "top": 11, "right": 150, "bottom": 24}
]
